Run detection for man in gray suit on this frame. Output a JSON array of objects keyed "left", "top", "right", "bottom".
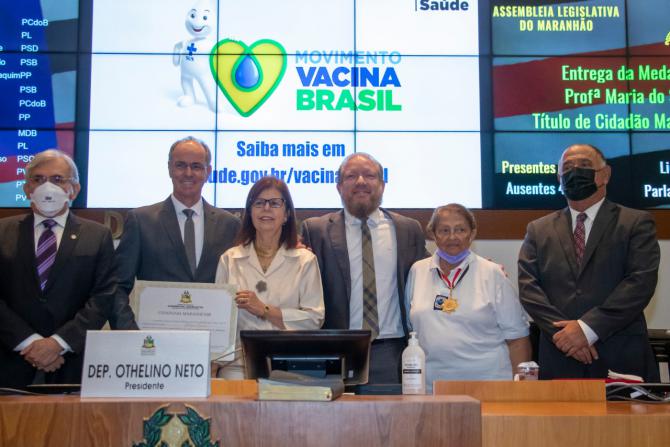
[
  {"left": 302, "top": 153, "right": 428, "bottom": 383},
  {"left": 518, "top": 143, "right": 660, "bottom": 381},
  {"left": 109, "top": 137, "right": 241, "bottom": 329}
]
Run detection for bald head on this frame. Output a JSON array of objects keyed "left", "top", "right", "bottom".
[
  {"left": 558, "top": 144, "right": 607, "bottom": 174},
  {"left": 558, "top": 143, "right": 611, "bottom": 210}
]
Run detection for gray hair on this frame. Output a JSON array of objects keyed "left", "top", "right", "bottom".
[
  {"left": 168, "top": 136, "right": 212, "bottom": 165},
  {"left": 426, "top": 203, "right": 477, "bottom": 238},
  {"left": 336, "top": 152, "right": 384, "bottom": 184},
  {"left": 25, "top": 149, "right": 80, "bottom": 184}
]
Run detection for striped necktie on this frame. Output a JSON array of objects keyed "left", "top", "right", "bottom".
[
  {"left": 36, "top": 219, "right": 57, "bottom": 291},
  {"left": 361, "top": 220, "right": 379, "bottom": 340}
]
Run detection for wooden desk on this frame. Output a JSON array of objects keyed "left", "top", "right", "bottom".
[
  {"left": 483, "top": 401, "right": 670, "bottom": 447},
  {"left": 4, "top": 381, "right": 667, "bottom": 446},
  {"left": 0, "top": 394, "right": 481, "bottom": 447},
  {"left": 434, "top": 381, "right": 670, "bottom": 447}
]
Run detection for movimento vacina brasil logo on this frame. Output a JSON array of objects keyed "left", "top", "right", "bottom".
[
  {"left": 210, "top": 38, "right": 287, "bottom": 117},
  {"left": 210, "top": 39, "right": 403, "bottom": 116}
]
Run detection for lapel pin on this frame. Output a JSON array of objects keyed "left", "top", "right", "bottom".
[{"left": 70, "top": 234, "right": 77, "bottom": 240}]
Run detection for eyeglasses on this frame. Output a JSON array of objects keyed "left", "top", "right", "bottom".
[
  {"left": 435, "top": 227, "right": 469, "bottom": 237},
  {"left": 172, "top": 161, "right": 206, "bottom": 172},
  {"left": 252, "top": 198, "right": 285, "bottom": 209},
  {"left": 341, "top": 172, "right": 379, "bottom": 184},
  {"left": 29, "top": 175, "right": 73, "bottom": 186}
]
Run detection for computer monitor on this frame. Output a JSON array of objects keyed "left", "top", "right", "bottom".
[{"left": 240, "top": 330, "right": 371, "bottom": 385}]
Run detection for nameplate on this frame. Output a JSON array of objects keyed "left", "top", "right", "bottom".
[{"left": 81, "top": 330, "right": 210, "bottom": 398}]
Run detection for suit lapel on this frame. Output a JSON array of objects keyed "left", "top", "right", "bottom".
[
  {"left": 44, "top": 212, "right": 81, "bottom": 293},
  {"left": 198, "top": 200, "right": 217, "bottom": 278},
  {"left": 159, "top": 198, "right": 193, "bottom": 279},
  {"left": 385, "top": 209, "right": 405, "bottom": 281},
  {"left": 328, "top": 211, "right": 351, "bottom": 303},
  {"left": 579, "top": 200, "right": 616, "bottom": 275},
  {"left": 18, "top": 214, "right": 40, "bottom": 289},
  {"left": 553, "top": 208, "right": 580, "bottom": 280}
]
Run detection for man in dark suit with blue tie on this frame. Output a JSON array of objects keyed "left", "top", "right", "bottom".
[
  {"left": 518, "top": 144, "right": 660, "bottom": 381},
  {"left": 109, "top": 136, "right": 240, "bottom": 329},
  {"left": 0, "top": 150, "right": 115, "bottom": 387}
]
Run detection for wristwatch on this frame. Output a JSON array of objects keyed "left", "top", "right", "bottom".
[{"left": 259, "top": 304, "right": 270, "bottom": 320}]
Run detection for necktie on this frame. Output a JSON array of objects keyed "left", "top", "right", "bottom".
[
  {"left": 574, "top": 212, "right": 587, "bottom": 267},
  {"left": 36, "top": 219, "right": 57, "bottom": 291},
  {"left": 361, "top": 220, "right": 379, "bottom": 340},
  {"left": 183, "top": 209, "right": 197, "bottom": 276}
]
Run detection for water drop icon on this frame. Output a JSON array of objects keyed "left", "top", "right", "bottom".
[{"left": 235, "top": 55, "right": 260, "bottom": 89}]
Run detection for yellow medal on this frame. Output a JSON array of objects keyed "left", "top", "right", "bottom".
[
  {"left": 437, "top": 265, "right": 469, "bottom": 314},
  {"left": 441, "top": 296, "right": 458, "bottom": 313}
]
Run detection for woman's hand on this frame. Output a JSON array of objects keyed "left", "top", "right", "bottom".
[
  {"left": 235, "top": 290, "right": 266, "bottom": 317},
  {"left": 235, "top": 290, "right": 286, "bottom": 329}
]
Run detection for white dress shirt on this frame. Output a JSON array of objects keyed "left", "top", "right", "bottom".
[
  {"left": 171, "top": 194, "right": 205, "bottom": 267},
  {"left": 33, "top": 211, "right": 68, "bottom": 251},
  {"left": 569, "top": 198, "right": 605, "bottom": 345},
  {"left": 569, "top": 197, "right": 605, "bottom": 244},
  {"left": 15, "top": 211, "right": 73, "bottom": 353},
  {"left": 344, "top": 208, "right": 404, "bottom": 339}
]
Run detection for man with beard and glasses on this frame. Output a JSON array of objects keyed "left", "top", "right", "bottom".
[
  {"left": 301, "top": 153, "right": 429, "bottom": 384},
  {"left": 518, "top": 143, "right": 660, "bottom": 381}
]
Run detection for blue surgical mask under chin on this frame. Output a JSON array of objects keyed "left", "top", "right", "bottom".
[{"left": 436, "top": 248, "right": 470, "bottom": 265}]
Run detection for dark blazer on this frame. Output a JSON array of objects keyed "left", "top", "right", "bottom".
[
  {"left": 518, "top": 199, "right": 660, "bottom": 381},
  {"left": 109, "top": 197, "right": 240, "bottom": 329},
  {"left": 0, "top": 212, "right": 116, "bottom": 387},
  {"left": 301, "top": 209, "right": 429, "bottom": 335}
]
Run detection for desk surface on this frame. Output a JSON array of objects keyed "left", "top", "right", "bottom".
[{"left": 484, "top": 401, "right": 670, "bottom": 416}]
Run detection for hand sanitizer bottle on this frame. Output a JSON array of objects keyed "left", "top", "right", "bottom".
[{"left": 402, "top": 331, "right": 426, "bottom": 395}]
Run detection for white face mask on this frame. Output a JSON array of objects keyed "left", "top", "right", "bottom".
[{"left": 30, "top": 181, "right": 71, "bottom": 217}]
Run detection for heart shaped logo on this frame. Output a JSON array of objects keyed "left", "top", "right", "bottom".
[{"left": 210, "top": 39, "right": 287, "bottom": 117}]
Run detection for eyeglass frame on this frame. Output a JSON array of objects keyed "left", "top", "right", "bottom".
[
  {"left": 251, "top": 197, "right": 285, "bottom": 209},
  {"left": 28, "top": 175, "right": 74, "bottom": 186},
  {"left": 171, "top": 161, "right": 207, "bottom": 172}
]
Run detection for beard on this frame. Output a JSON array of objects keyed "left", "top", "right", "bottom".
[{"left": 344, "top": 192, "right": 382, "bottom": 220}]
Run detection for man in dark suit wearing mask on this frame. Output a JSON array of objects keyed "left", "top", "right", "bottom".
[
  {"left": 109, "top": 137, "right": 240, "bottom": 329},
  {"left": 0, "top": 150, "right": 115, "bottom": 387},
  {"left": 518, "top": 143, "right": 660, "bottom": 381}
]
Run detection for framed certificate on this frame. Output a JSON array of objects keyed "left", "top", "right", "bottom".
[{"left": 133, "top": 280, "right": 238, "bottom": 361}]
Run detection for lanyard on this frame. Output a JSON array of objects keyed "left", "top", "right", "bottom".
[{"left": 437, "top": 265, "right": 470, "bottom": 296}]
